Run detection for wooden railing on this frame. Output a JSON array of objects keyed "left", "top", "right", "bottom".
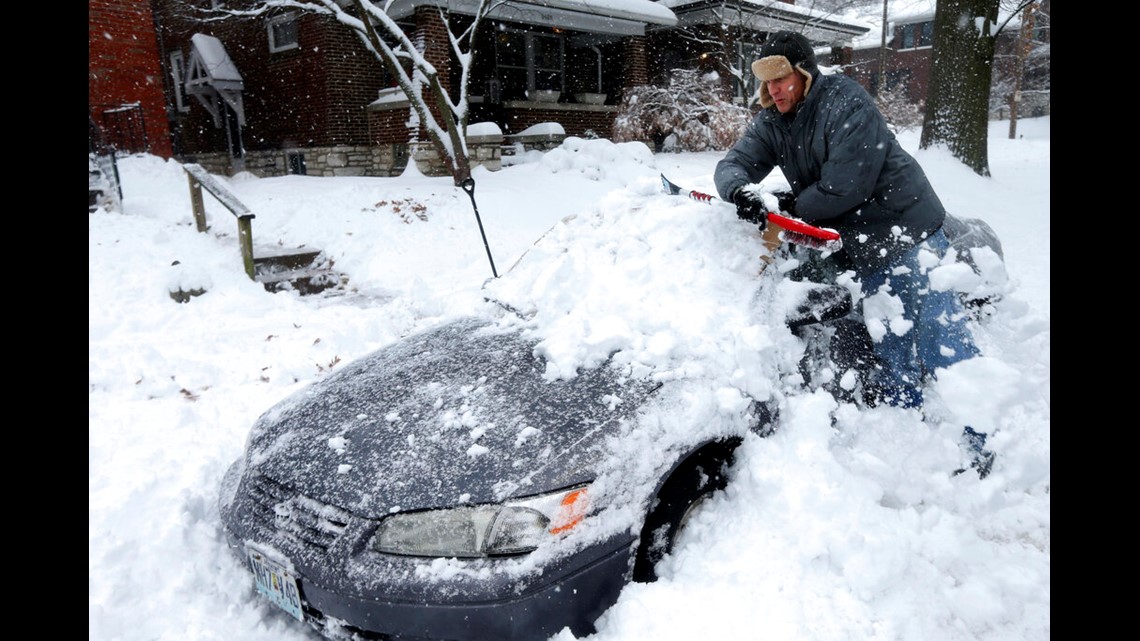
[{"left": 183, "top": 163, "right": 256, "bottom": 279}]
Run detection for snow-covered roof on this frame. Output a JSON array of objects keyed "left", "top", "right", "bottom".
[
  {"left": 184, "top": 33, "right": 245, "bottom": 127},
  {"left": 661, "top": 0, "right": 872, "bottom": 43},
  {"left": 383, "top": 0, "right": 676, "bottom": 37},
  {"left": 847, "top": 0, "right": 1026, "bottom": 50},
  {"left": 187, "top": 33, "right": 243, "bottom": 87}
]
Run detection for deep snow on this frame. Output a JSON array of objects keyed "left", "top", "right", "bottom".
[{"left": 89, "top": 116, "right": 1049, "bottom": 641}]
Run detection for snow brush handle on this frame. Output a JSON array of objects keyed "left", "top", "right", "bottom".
[{"left": 660, "top": 174, "right": 842, "bottom": 252}]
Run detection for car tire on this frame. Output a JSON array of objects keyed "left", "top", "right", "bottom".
[{"left": 631, "top": 440, "right": 737, "bottom": 582}]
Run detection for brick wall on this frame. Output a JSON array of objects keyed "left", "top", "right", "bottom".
[
  {"left": 89, "top": 0, "right": 173, "bottom": 158},
  {"left": 153, "top": 4, "right": 386, "bottom": 158},
  {"left": 501, "top": 106, "right": 617, "bottom": 139},
  {"left": 622, "top": 36, "right": 648, "bottom": 89}
]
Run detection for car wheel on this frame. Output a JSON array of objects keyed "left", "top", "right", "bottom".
[{"left": 632, "top": 440, "right": 738, "bottom": 582}]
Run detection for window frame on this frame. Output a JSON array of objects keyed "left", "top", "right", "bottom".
[
  {"left": 897, "top": 21, "right": 933, "bottom": 51},
  {"left": 493, "top": 27, "right": 565, "bottom": 99},
  {"left": 734, "top": 40, "right": 764, "bottom": 102},
  {"left": 169, "top": 49, "right": 190, "bottom": 113},
  {"left": 267, "top": 13, "right": 299, "bottom": 54}
]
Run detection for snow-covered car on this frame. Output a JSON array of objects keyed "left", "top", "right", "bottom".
[
  {"left": 218, "top": 310, "right": 787, "bottom": 641},
  {"left": 218, "top": 184, "right": 1006, "bottom": 641}
]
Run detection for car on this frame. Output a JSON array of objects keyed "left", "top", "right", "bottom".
[
  {"left": 218, "top": 310, "right": 782, "bottom": 641},
  {"left": 219, "top": 208, "right": 1005, "bottom": 641}
]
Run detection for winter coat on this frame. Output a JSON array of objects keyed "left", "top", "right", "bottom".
[{"left": 714, "top": 72, "right": 946, "bottom": 274}]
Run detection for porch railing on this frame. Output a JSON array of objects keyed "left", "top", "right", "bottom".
[{"left": 182, "top": 163, "right": 256, "bottom": 279}]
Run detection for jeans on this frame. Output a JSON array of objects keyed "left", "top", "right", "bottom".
[{"left": 857, "top": 229, "right": 980, "bottom": 408}]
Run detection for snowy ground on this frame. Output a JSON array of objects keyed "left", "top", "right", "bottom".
[{"left": 90, "top": 117, "right": 1049, "bottom": 641}]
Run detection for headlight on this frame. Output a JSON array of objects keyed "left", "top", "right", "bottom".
[{"left": 372, "top": 485, "right": 589, "bottom": 557}]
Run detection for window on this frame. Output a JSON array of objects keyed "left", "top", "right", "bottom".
[
  {"left": 897, "top": 21, "right": 933, "bottom": 50},
  {"left": 169, "top": 50, "right": 190, "bottom": 113},
  {"left": 268, "top": 13, "right": 299, "bottom": 53},
  {"left": 734, "top": 40, "right": 764, "bottom": 102},
  {"left": 493, "top": 28, "right": 564, "bottom": 100},
  {"left": 532, "top": 34, "right": 563, "bottom": 92}
]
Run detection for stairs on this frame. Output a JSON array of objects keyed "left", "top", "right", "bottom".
[
  {"left": 253, "top": 247, "right": 346, "bottom": 295},
  {"left": 89, "top": 152, "right": 120, "bottom": 213}
]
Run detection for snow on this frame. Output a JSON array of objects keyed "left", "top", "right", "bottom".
[
  {"left": 531, "top": 0, "right": 678, "bottom": 25},
  {"left": 89, "top": 116, "right": 1049, "bottom": 641},
  {"left": 189, "top": 33, "right": 243, "bottom": 82},
  {"left": 467, "top": 121, "right": 504, "bottom": 136},
  {"left": 846, "top": 0, "right": 1027, "bottom": 50},
  {"left": 516, "top": 121, "right": 567, "bottom": 137}
]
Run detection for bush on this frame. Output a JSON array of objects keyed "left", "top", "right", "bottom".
[
  {"left": 612, "top": 69, "right": 751, "bottom": 152},
  {"left": 875, "top": 86, "right": 924, "bottom": 133}
]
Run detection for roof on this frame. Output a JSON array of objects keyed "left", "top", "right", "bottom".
[
  {"left": 382, "top": 0, "right": 677, "bottom": 36},
  {"left": 187, "top": 33, "right": 243, "bottom": 87},
  {"left": 661, "top": 0, "right": 872, "bottom": 42},
  {"left": 847, "top": 0, "right": 1028, "bottom": 50}
]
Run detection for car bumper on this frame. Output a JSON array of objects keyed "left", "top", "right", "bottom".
[
  {"left": 298, "top": 541, "right": 632, "bottom": 641},
  {"left": 220, "top": 462, "right": 637, "bottom": 641}
]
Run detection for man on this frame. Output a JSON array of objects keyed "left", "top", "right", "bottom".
[{"left": 714, "top": 31, "right": 993, "bottom": 478}]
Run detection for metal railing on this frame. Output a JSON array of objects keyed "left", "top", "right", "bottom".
[{"left": 183, "top": 163, "right": 257, "bottom": 279}]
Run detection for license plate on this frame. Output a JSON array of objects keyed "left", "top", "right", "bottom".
[{"left": 247, "top": 548, "right": 304, "bottom": 622}]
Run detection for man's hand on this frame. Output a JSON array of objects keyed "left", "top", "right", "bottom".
[
  {"left": 773, "top": 191, "right": 796, "bottom": 215},
  {"left": 732, "top": 189, "right": 768, "bottom": 230}
]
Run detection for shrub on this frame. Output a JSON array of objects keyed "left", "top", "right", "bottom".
[
  {"left": 875, "top": 86, "right": 924, "bottom": 133},
  {"left": 613, "top": 69, "right": 751, "bottom": 152}
]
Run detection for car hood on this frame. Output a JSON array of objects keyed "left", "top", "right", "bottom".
[{"left": 243, "top": 317, "right": 658, "bottom": 519}]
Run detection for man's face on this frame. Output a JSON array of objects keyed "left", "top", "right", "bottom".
[{"left": 767, "top": 71, "right": 806, "bottom": 113}]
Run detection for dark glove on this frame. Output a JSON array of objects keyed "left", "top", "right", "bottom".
[
  {"left": 732, "top": 189, "right": 768, "bottom": 230},
  {"left": 773, "top": 191, "right": 797, "bottom": 215}
]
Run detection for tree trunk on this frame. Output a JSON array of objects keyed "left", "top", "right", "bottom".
[
  {"left": 1008, "top": 3, "right": 1037, "bottom": 139},
  {"left": 919, "top": 0, "right": 1000, "bottom": 177},
  {"left": 875, "top": 0, "right": 888, "bottom": 97}
]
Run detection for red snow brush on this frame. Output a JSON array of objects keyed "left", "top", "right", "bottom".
[{"left": 660, "top": 174, "right": 842, "bottom": 252}]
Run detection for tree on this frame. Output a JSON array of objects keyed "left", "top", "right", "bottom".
[
  {"left": 234, "top": 0, "right": 492, "bottom": 187},
  {"left": 920, "top": 0, "right": 1001, "bottom": 176},
  {"left": 991, "top": 0, "right": 1049, "bottom": 139}
]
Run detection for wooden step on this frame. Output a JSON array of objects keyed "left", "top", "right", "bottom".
[
  {"left": 253, "top": 247, "right": 323, "bottom": 271},
  {"left": 257, "top": 268, "right": 344, "bottom": 295},
  {"left": 252, "top": 247, "right": 345, "bottom": 295}
]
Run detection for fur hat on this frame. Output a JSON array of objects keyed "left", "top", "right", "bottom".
[{"left": 752, "top": 31, "right": 818, "bottom": 109}]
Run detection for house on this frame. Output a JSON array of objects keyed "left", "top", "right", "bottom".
[
  {"left": 652, "top": 0, "right": 871, "bottom": 106},
  {"left": 845, "top": 0, "right": 1050, "bottom": 119},
  {"left": 113, "top": 1, "right": 869, "bottom": 177}
]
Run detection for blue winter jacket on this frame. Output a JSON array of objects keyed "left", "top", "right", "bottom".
[{"left": 714, "top": 72, "right": 946, "bottom": 273}]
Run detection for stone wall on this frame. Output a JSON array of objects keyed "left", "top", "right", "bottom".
[{"left": 184, "top": 138, "right": 505, "bottom": 178}]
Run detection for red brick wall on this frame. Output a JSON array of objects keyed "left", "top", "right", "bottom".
[
  {"left": 243, "top": 12, "right": 385, "bottom": 149},
  {"left": 153, "top": 3, "right": 387, "bottom": 156},
  {"left": 503, "top": 108, "right": 615, "bottom": 139},
  {"left": 367, "top": 8, "right": 453, "bottom": 147},
  {"left": 89, "top": 0, "right": 174, "bottom": 158},
  {"left": 416, "top": 7, "right": 451, "bottom": 94},
  {"left": 847, "top": 46, "right": 933, "bottom": 104},
  {"left": 369, "top": 105, "right": 419, "bottom": 145},
  {"left": 622, "top": 36, "right": 648, "bottom": 89}
]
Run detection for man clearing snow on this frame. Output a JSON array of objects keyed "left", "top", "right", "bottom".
[{"left": 714, "top": 31, "right": 994, "bottom": 478}]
